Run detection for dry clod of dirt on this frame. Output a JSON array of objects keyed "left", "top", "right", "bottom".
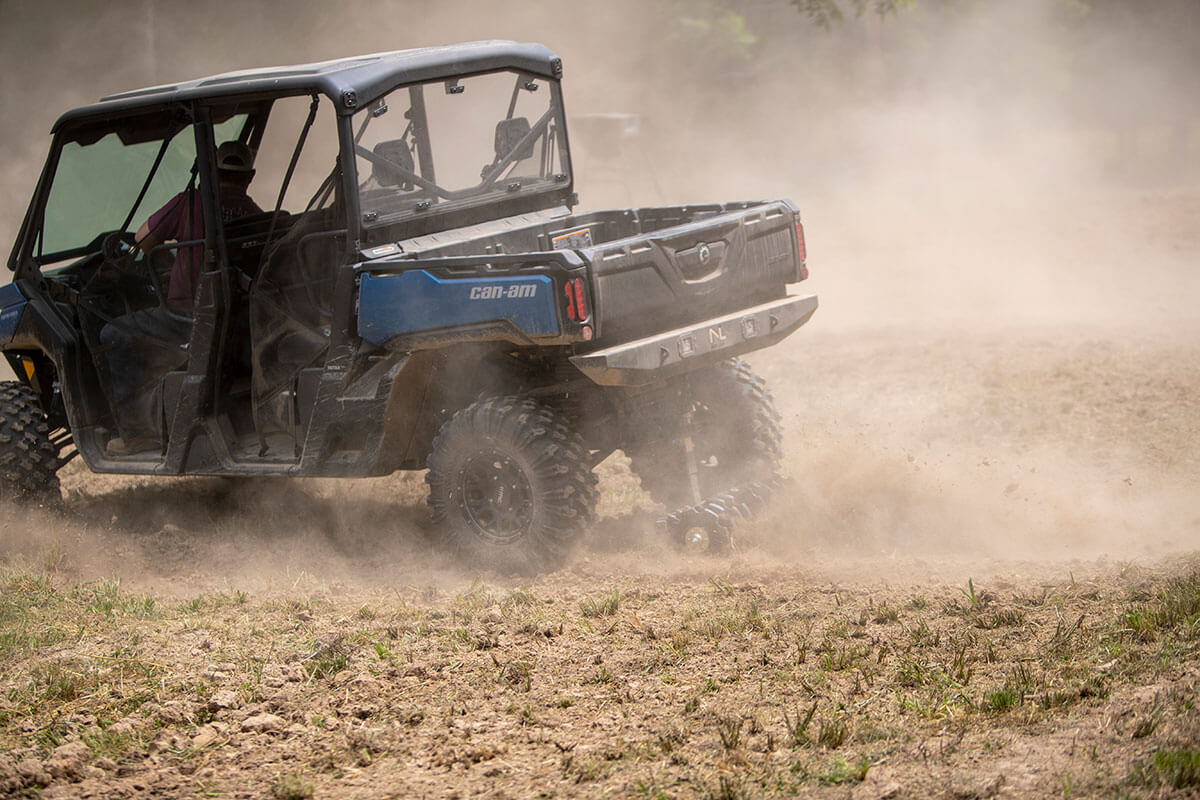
[
  {"left": 241, "top": 713, "right": 288, "bottom": 734},
  {"left": 207, "top": 688, "right": 240, "bottom": 711}
]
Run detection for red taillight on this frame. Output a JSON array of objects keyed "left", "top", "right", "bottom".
[
  {"left": 572, "top": 277, "right": 588, "bottom": 320},
  {"left": 565, "top": 277, "right": 589, "bottom": 322}
]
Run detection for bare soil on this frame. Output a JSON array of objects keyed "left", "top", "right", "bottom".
[{"left": 2, "top": 185, "right": 1199, "bottom": 798}]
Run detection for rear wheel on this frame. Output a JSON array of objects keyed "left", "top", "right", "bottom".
[
  {"left": 0, "top": 381, "right": 61, "bottom": 505},
  {"left": 426, "top": 396, "right": 598, "bottom": 573},
  {"left": 627, "top": 358, "right": 781, "bottom": 513}
]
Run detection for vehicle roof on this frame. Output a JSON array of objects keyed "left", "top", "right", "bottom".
[{"left": 52, "top": 40, "right": 561, "bottom": 132}]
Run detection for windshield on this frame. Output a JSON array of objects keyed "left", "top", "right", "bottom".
[
  {"left": 354, "top": 70, "right": 568, "bottom": 229},
  {"left": 34, "top": 113, "right": 246, "bottom": 267}
]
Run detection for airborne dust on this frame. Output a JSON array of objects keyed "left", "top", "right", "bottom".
[{"left": 1, "top": 0, "right": 1198, "bottom": 595}]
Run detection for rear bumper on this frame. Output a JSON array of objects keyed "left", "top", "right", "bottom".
[{"left": 569, "top": 293, "right": 817, "bottom": 386}]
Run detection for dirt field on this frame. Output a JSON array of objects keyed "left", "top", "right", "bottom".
[{"left": 2, "top": 335, "right": 1198, "bottom": 798}]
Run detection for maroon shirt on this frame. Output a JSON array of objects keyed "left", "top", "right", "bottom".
[{"left": 146, "top": 186, "right": 261, "bottom": 311}]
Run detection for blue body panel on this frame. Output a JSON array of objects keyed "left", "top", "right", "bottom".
[
  {"left": 0, "top": 283, "right": 26, "bottom": 345},
  {"left": 358, "top": 270, "right": 559, "bottom": 346}
]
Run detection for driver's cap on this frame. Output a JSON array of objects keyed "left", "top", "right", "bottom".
[{"left": 215, "top": 141, "right": 255, "bottom": 172}]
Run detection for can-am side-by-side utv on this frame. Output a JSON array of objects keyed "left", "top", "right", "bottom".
[{"left": 0, "top": 41, "right": 815, "bottom": 571}]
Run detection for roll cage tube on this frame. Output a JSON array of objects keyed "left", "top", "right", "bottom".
[
  {"left": 257, "top": 94, "right": 322, "bottom": 269},
  {"left": 118, "top": 124, "right": 183, "bottom": 236},
  {"left": 408, "top": 83, "right": 436, "bottom": 185}
]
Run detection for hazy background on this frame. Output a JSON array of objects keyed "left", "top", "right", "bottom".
[
  {"left": 0, "top": 0, "right": 1197, "bottom": 577},
  {"left": 1, "top": 0, "right": 1197, "bottom": 334}
]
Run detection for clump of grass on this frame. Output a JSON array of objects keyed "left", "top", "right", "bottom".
[
  {"left": 655, "top": 639, "right": 688, "bottom": 668},
  {"left": 272, "top": 772, "right": 314, "bottom": 800},
  {"left": 908, "top": 618, "right": 940, "bottom": 648},
  {"left": 656, "top": 724, "right": 688, "bottom": 755},
  {"left": 714, "top": 714, "right": 744, "bottom": 751},
  {"left": 1130, "top": 750, "right": 1200, "bottom": 790},
  {"left": 580, "top": 588, "right": 622, "bottom": 618},
  {"left": 2, "top": 570, "right": 57, "bottom": 607},
  {"left": 75, "top": 578, "right": 157, "bottom": 619},
  {"left": 820, "top": 642, "right": 867, "bottom": 672},
  {"left": 498, "top": 660, "right": 533, "bottom": 692},
  {"left": 450, "top": 581, "right": 500, "bottom": 622},
  {"left": 82, "top": 727, "right": 139, "bottom": 763},
  {"left": 981, "top": 663, "right": 1038, "bottom": 714},
  {"left": 906, "top": 594, "right": 929, "bottom": 611},
  {"left": 304, "top": 650, "right": 347, "bottom": 680},
  {"left": 897, "top": 654, "right": 968, "bottom": 691},
  {"left": 871, "top": 603, "right": 900, "bottom": 624},
  {"left": 742, "top": 599, "right": 766, "bottom": 633},
  {"left": 816, "top": 754, "right": 871, "bottom": 784},
  {"left": 33, "top": 660, "right": 88, "bottom": 703},
  {"left": 1044, "top": 610, "right": 1086, "bottom": 661},
  {"left": 783, "top": 702, "right": 817, "bottom": 748},
  {"left": 585, "top": 666, "right": 615, "bottom": 685},
  {"left": 709, "top": 577, "right": 736, "bottom": 596},
  {"left": 1121, "top": 572, "right": 1200, "bottom": 642},
  {"left": 183, "top": 591, "right": 248, "bottom": 613},
  {"left": 974, "top": 607, "right": 1026, "bottom": 629},
  {"left": 960, "top": 578, "right": 987, "bottom": 611},
  {"left": 508, "top": 702, "right": 537, "bottom": 726},
  {"left": 504, "top": 586, "right": 538, "bottom": 609},
  {"left": 704, "top": 774, "right": 746, "bottom": 800},
  {"left": 981, "top": 687, "right": 1021, "bottom": 714},
  {"left": 1131, "top": 703, "right": 1165, "bottom": 739},
  {"left": 0, "top": 575, "right": 67, "bottom": 659},
  {"left": 817, "top": 715, "right": 850, "bottom": 749}
]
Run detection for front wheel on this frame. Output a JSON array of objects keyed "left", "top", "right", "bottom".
[
  {"left": 426, "top": 397, "right": 598, "bottom": 573},
  {"left": 0, "top": 381, "right": 61, "bottom": 505}
]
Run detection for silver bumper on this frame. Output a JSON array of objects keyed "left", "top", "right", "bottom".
[{"left": 570, "top": 294, "right": 818, "bottom": 386}]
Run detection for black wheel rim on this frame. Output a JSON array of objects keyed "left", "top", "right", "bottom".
[
  {"left": 681, "top": 524, "right": 711, "bottom": 551},
  {"left": 459, "top": 450, "right": 535, "bottom": 544}
]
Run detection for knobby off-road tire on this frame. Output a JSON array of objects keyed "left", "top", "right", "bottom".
[
  {"left": 0, "top": 381, "right": 61, "bottom": 504},
  {"left": 627, "top": 358, "right": 782, "bottom": 516},
  {"left": 426, "top": 397, "right": 598, "bottom": 574}
]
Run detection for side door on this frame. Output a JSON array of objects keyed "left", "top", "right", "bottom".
[
  {"left": 196, "top": 93, "right": 350, "bottom": 462},
  {"left": 27, "top": 104, "right": 214, "bottom": 467},
  {"left": 154, "top": 106, "right": 257, "bottom": 471}
]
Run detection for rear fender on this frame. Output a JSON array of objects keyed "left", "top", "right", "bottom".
[{"left": 356, "top": 251, "right": 591, "bottom": 350}]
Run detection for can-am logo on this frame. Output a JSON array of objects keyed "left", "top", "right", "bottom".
[{"left": 468, "top": 284, "right": 538, "bottom": 300}]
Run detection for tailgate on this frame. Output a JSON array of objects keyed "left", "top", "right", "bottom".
[{"left": 579, "top": 201, "right": 802, "bottom": 346}]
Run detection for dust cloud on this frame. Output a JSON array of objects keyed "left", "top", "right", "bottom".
[{"left": 1, "top": 0, "right": 1198, "bottom": 589}]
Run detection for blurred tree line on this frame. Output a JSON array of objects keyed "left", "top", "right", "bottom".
[
  {"left": 639, "top": 0, "right": 1198, "bottom": 174},
  {"left": 654, "top": 0, "right": 1199, "bottom": 100}
]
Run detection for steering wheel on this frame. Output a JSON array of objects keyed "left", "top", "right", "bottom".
[{"left": 101, "top": 231, "right": 146, "bottom": 279}]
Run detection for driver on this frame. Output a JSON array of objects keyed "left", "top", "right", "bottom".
[
  {"left": 100, "top": 141, "right": 262, "bottom": 455},
  {"left": 140, "top": 140, "right": 262, "bottom": 311}
]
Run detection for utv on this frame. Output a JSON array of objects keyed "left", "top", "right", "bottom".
[{"left": 0, "top": 41, "right": 815, "bottom": 571}]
